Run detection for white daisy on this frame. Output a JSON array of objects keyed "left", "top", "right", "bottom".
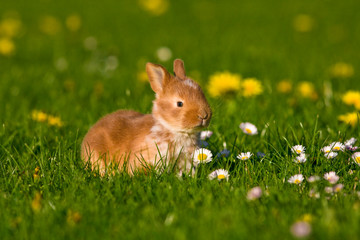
[
  {"left": 237, "top": 152, "right": 253, "bottom": 161},
  {"left": 193, "top": 148, "right": 213, "bottom": 166},
  {"left": 291, "top": 145, "right": 306, "bottom": 155},
  {"left": 324, "top": 151, "right": 338, "bottom": 159},
  {"left": 239, "top": 122, "right": 258, "bottom": 135},
  {"left": 307, "top": 176, "right": 320, "bottom": 183},
  {"left": 329, "top": 142, "right": 345, "bottom": 152},
  {"left": 200, "top": 130, "right": 213, "bottom": 140},
  {"left": 208, "top": 169, "right": 229, "bottom": 181},
  {"left": 351, "top": 152, "right": 360, "bottom": 166},
  {"left": 294, "top": 153, "right": 307, "bottom": 163},
  {"left": 247, "top": 186, "right": 262, "bottom": 200},
  {"left": 309, "top": 189, "right": 320, "bottom": 198},
  {"left": 345, "top": 137, "right": 357, "bottom": 147},
  {"left": 288, "top": 174, "right": 304, "bottom": 184},
  {"left": 321, "top": 146, "right": 332, "bottom": 153},
  {"left": 290, "top": 221, "right": 312, "bottom": 238},
  {"left": 324, "top": 171, "right": 339, "bottom": 184},
  {"left": 333, "top": 184, "right": 344, "bottom": 193}
]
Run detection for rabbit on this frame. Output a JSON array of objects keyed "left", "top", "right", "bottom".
[{"left": 81, "top": 59, "right": 212, "bottom": 174}]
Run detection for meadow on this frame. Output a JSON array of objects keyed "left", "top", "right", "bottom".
[{"left": 1, "top": 0, "right": 360, "bottom": 239}]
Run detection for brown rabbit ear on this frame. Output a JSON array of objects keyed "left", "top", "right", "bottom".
[
  {"left": 146, "top": 62, "right": 170, "bottom": 93},
  {"left": 173, "top": 59, "right": 186, "bottom": 80}
]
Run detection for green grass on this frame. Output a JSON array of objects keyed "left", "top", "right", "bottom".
[{"left": 1, "top": 0, "right": 360, "bottom": 239}]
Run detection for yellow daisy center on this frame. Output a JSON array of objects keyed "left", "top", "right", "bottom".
[
  {"left": 294, "top": 179, "right": 301, "bottom": 184},
  {"left": 356, "top": 156, "right": 360, "bottom": 164},
  {"left": 197, "top": 153, "right": 207, "bottom": 161},
  {"left": 325, "top": 150, "right": 330, "bottom": 153},
  {"left": 217, "top": 174, "right": 225, "bottom": 180},
  {"left": 245, "top": 128, "right": 252, "bottom": 134},
  {"left": 296, "top": 149, "right": 301, "bottom": 153},
  {"left": 334, "top": 146, "right": 340, "bottom": 151},
  {"left": 242, "top": 156, "right": 248, "bottom": 160}
]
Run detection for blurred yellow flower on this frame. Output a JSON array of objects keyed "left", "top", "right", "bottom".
[
  {"left": 342, "top": 91, "right": 360, "bottom": 109},
  {"left": 31, "top": 110, "right": 64, "bottom": 127},
  {"left": 31, "top": 192, "right": 42, "bottom": 212},
  {"left": 293, "top": 14, "right": 314, "bottom": 32},
  {"left": 33, "top": 166, "right": 40, "bottom": 181},
  {"left": 207, "top": 72, "right": 241, "bottom": 97},
  {"left": 241, "top": 78, "right": 263, "bottom": 97},
  {"left": 299, "top": 214, "right": 313, "bottom": 223},
  {"left": 31, "top": 110, "right": 48, "bottom": 122},
  {"left": 297, "top": 81, "right": 318, "bottom": 100},
  {"left": 67, "top": 210, "right": 82, "bottom": 225},
  {"left": 338, "top": 112, "right": 359, "bottom": 127},
  {"left": 66, "top": 14, "right": 81, "bottom": 32},
  {"left": 0, "top": 18, "right": 22, "bottom": 37},
  {"left": 277, "top": 80, "right": 292, "bottom": 93},
  {"left": 48, "top": 116, "right": 64, "bottom": 127},
  {"left": 0, "top": 38, "right": 15, "bottom": 56},
  {"left": 138, "top": 0, "right": 169, "bottom": 16},
  {"left": 40, "top": 16, "right": 62, "bottom": 35},
  {"left": 330, "top": 62, "right": 354, "bottom": 78},
  {"left": 137, "top": 70, "right": 148, "bottom": 82}
]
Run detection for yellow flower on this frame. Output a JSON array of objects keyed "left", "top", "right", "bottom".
[
  {"left": 138, "top": 0, "right": 169, "bottom": 16},
  {"left": 241, "top": 78, "right": 263, "bottom": 97},
  {"left": 207, "top": 72, "right": 241, "bottom": 97},
  {"left": 0, "top": 38, "right": 15, "bottom": 56},
  {"left": 31, "top": 192, "right": 42, "bottom": 212},
  {"left": 31, "top": 110, "right": 48, "bottom": 122},
  {"left": 137, "top": 70, "right": 148, "bottom": 82},
  {"left": 297, "top": 81, "right": 318, "bottom": 100},
  {"left": 0, "top": 18, "right": 22, "bottom": 37},
  {"left": 66, "top": 14, "right": 81, "bottom": 32},
  {"left": 342, "top": 91, "right": 360, "bottom": 109},
  {"left": 277, "top": 80, "right": 292, "bottom": 93},
  {"left": 293, "top": 14, "right": 314, "bottom": 32},
  {"left": 33, "top": 166, "right": 40, "bottom": 181},
  {"left": 330, "top": 62, "right": 354, "bottom": 78},
  {"left": 48, "top": 116, "right": 64, "bottom": 127},
  {"left": 39, "top": 16, "right": 61, "bottom": 35},
  {"left": 338, "top": 112, "right": 359, "bottom": 127},
  {"left": 67, "top": 210, "right": 82, "bottom": 225}
]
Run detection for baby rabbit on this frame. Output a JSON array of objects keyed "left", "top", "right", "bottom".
[{"left": 81, "top": 59, "right": 212, "bottom": 174}]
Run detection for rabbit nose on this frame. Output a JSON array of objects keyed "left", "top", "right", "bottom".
[{"left": 198, "top": 111, "right": 209, "bottom": 120}]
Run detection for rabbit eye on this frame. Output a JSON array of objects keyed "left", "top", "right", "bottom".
[{"left": 177, "top": 101, "right": 183, "bottom": 107}]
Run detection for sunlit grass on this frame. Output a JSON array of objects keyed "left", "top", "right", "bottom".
[{"left": 1, "top": 0, "right": 360, "bottom": 239}]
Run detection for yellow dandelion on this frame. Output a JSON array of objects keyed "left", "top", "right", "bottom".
[
  {"left": 66, "top": 14, "right": 81, "bottom": 32},
  {"left": 39, "top": 16, "right": 62, "bottom": 35},
  {"left": 138, "top": 0, "right": 169, "bottom": 16},
  {"left": 48, "top": 116, "right": 64, "bottom": 127},
  {"left": 338, "top": 112, "right": 359, "bottom": 127},
  {"left": 31, "top": 110, "right": 48, "bottom": 122},
  {"left": 277, "top": 80, "right": 292, "bottom": 93},
  {"left": 137, "top": 70, "right": 148, "bottom": 82},
  {"left": 293, "top": 14, "right": 314, "bottom": 32},
  {"left": 0, "top": 37, "right": 15, "bottom": 56},
  {"left": 33, "top": 166, "right": 40, "bottom": 181},
  {"left": 241, "top": 78, "right": 263, "bottom": 97},
  {"left": 297, "top": 81, "right": 317, "bottom": 99},
  {"left": 0, "top": 18, "right": 22, "bottom": 38},
  {"left": 207, "top": 72, "right": 241, "bottom": 97},
  {"left": 342, "top": 91, "right": 360, "bottom": 109},
  {"left": 329, "top": 62, "right": 354, "bottom": 78}
]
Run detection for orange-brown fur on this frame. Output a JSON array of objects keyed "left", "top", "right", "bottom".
[{"left": 81, "top": 59, "right": 211, "bottom": 174}]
